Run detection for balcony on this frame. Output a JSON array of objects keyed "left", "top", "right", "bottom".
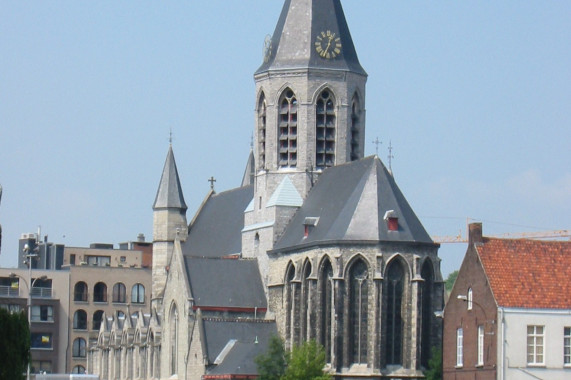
[{"left": 0, "top": 285, "right": 20, "bottom": 297}]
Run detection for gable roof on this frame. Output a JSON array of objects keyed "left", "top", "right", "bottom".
[
  {"left": 202, "top": 318, "right": 277, "bottom": 374},
  {"left": 273, "top": 156, "right": 433, "bottom": 251},
  {"left": 184, "top": 257, "right": 267, "bottom": 310},
  {"left": 153, "top": 145, "right": 187, "bottom": 210},
  {"left": 477, "top": 238, "right": 571, "bottom": 309},
  {"left": 183, "top": 185, "right": 253, "bottom": 258},
  {"left": 255, "top": 0, "right": 366, "bottom": 76}
]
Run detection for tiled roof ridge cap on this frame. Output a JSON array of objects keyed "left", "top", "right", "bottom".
[{"left": 202, "top": 317, "right": 275, "bottom": 324}]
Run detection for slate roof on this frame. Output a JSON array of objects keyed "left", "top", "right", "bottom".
[
  {"left": 202, "top": 318, "right": 277, "bottom": 374},
  {"left": 153, "top": 145, "right": 187, "bottom": 210},
  {"left": 255, "top": 0, "right": 366, "bottom": 76},
  {"left": 182, "top": 185, "right": 253, "bottom": 258},
  {"left": 477, "top": 238, "right": 571, "bottom": 309},
  {"left": 241, "top": 150, "right": 255, "bottom": 187},
  {"left": 184, "top": 257, "right": 267, "bottom": 310},
  {"left": 273, "top": 156, "right": 433, "bottom": 251}
]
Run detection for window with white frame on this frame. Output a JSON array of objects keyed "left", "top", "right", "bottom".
[
  {"left": 564, "top": 327, "right": 570, "bottom": 366},
  {"left": 456, "top": 327, "right": 463, "bottom": 367},
  {"left": 477, "top": 325, "right": 484, "bottom": 366},
  {"left": 467, "top": 288, "right": 473, "bottom": 310},
  {"left": 527, "top": 325, "right": 544, "bottom": 365}
]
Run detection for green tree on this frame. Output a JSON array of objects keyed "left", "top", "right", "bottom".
[
  {"left": 283, "top": 340, "right": 331, "bottom": 380},
  {"left": 445, "top": 270, "right": 459, "bottom": 293},
  {"left": 0, "top": 308, "right": 30, "bottom": 380},
  {"left": 255, "top": 336, "right": 287, "bottom": 380},
  {"left": 424, "top": 346, "right": 442, "bottom": 380}
]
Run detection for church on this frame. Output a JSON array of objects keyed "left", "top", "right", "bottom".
[{"left": 90, "top": 1, "right": 444, "bottom": 379}]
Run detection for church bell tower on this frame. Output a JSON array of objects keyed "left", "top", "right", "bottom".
[{"left": 243, "top": 0, "right": 368, "bottom": 276}]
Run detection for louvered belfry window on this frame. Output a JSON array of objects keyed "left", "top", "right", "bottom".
[
  {"left": 279, "top": 89, "right": 297, "bottom": 168},
  {"left": 316, "top": 90, "right": 335, "bottom": 168}
]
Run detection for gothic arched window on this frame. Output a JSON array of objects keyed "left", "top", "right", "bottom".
[
  {"left": 316, "top": 89, "right": 336, "bottom": 168},
  {"left": 284, "top": 263, "right": 296, "bottom": 347},
  {"left": 319, "top": 259, "right": 334, "bottom": 363},
  {"left": 301, "top": 260, "right": 312, "bottom": 341},
  {"left": 386, "top": 261, "right": 405, "bottom": 365},
  {"left": 279, "top": 89, "right": 297, "bottom": 168},
  {"left": 170, "top": 304, "right": 178, "bottom": 375},
  {"left": 112, "top": 282, "right": 126, "bottom": 303},
  {"left": 420, "top": 260, "right": 434, "bottom": 368},
  {"left": 349, "top": 259, "right": 369, "bottom": 364},
  {"left": 258, "top": 93, "right": 267, "bottom": 170},
  {"left": 350, "top": 94, "right": 361, "bottom": 161}
]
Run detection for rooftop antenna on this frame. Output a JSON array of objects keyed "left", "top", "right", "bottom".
[
  {"left": 371, "top": 137, "right": 382, "bottom": 156},
  {"left": 387, "top": 141, "right": 394, "bottom": 173}
]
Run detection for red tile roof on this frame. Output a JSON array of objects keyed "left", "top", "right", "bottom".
[{"left": 477, "top": 238, "right": 571, "bottom": 309}]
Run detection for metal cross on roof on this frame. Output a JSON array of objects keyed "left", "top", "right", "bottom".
[
  {"left": 371, "top": 137, "right": 382, "bottom": 156},
  {"left": 387, "top": 141, "right": 394, "bottom": 173},
  {"left": 208, "top": 176, "right": 216, "bottom": 190}
]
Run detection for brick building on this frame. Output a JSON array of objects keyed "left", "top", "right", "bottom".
[{"left": 443, "top": 223, "right": 571, "bottom": 380}]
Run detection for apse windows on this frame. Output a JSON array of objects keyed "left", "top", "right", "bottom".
[
  {"left": 258, "top": 93, "right": 267, "bottom": 170},
  {"left": 320, "top": 259, "right": 333, "bottom": 363},
  {"left": 316, "top": 90, "right": 335, "bottom": 168},
  {"left": 420, "top": 261, "right": 434, "bottom": 368},
  {"left": 301, "top": 261, "right": 311, "bottom": 341},
  {"left": 349, "top": 259, "right": 369, "bottom": 364},
  {"left": 386, "top": 261, "right": 404, "bottom": 365},
  {"left": 279, "top": 89, "right": 297, "bottom": 168},
  {"left": 350, "top": 94, "right": 361, "bottom": 161}
]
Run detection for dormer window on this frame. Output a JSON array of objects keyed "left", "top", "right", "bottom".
[
  {"left": 384, "top": 210, "right": 398, "bottom": 231},
  {"left": 303, "top": 217, "right": 319, "bottom": 238}
]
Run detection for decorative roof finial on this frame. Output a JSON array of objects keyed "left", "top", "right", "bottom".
[{"left": 169, "top": 129, "right": 173, "bottom": 145}]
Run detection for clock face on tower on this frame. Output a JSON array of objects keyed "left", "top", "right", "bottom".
[{"left": 315, "top": 30, "right": 342, "bottom": 59}]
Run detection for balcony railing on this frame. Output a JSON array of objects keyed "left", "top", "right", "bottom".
[
  {"left": 0, "top": 285, "right": 20, "bottom": 297},
  {"left": 31, "top": 287, "right": 52, "bottom": 298}
]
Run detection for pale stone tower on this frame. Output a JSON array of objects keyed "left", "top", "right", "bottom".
[
  {"left": 152, "top": 145, "right": 188, "bottom": 302},
  {"left": 242, "top": 0, "right": 368, "bottom": 280}
]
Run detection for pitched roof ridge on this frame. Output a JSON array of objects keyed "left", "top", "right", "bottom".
[{"left": 202, "top": 317, "right": 275, "bottom": 324}]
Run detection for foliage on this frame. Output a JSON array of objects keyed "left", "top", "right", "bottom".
[
  {"left": 0, "top": 308, "right": 30, "bottom": 380},
  {"left": 255, "top": 336, "right": 287, "bottom": 380},
  {"left": 256, "top": 337, "right": 331, "bottom": 380},
  {"left": 283, "top": 340, "right": 331, "bottom": 380},
  {"left": 424, "top": 346, "right": 442, "bottom": 380},
  {"left": 445, "top": 270, "right": 459, "bottom": 293}
]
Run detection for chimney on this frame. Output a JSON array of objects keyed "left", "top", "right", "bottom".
[{"left": 468, "top": 223, "right": 483, "bottom": 246}]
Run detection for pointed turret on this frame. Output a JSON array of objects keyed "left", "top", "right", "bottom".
[
  {"left": 152, "top": 145, "right": 188, "bottom": 302},
  {"left": 153, "top": 145, "right": 187, "bottom": 211},
  {"left": 256, "top": 0, "right": 366, "bottom": 75}
]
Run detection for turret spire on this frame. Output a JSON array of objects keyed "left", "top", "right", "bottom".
[
  {"left": 256, "top": 0, "right": 366, "bottom": 75},
  {"left": 153, "top": 146, "right": 187, "bottom": 211}
]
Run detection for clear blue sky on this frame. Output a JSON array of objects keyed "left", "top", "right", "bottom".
[{"left": 1, "top": 1, "right": 570, "bottom": 276}]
